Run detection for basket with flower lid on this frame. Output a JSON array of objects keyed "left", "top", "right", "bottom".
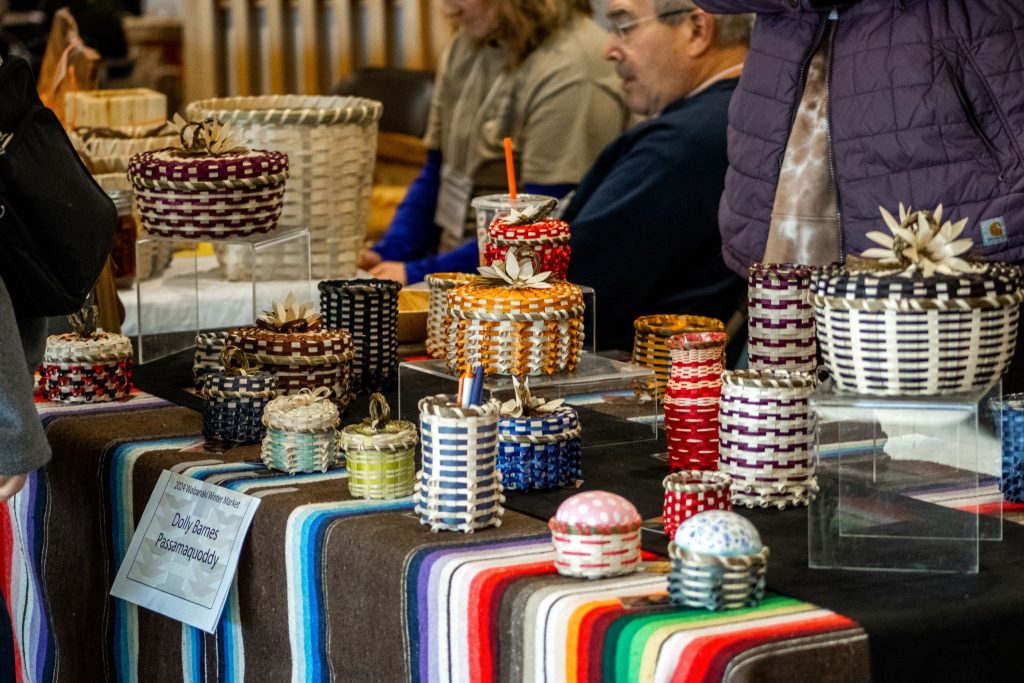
[
  {"left": 202, "top": 346, "right": 277, "bottom": 444},
  {"left": 227, "top": 293, "right": 355, "bottom": 411},
  {"left": 668, "top": 510, "right": 769, "bottom": 611},
  {"left": 548, "top": 491, "right": 642, "bottom": 579},
  {"left": 810, "top": 203, "right": 1024, "bottom": 395},
  {"left": 260, "top": 387, "right": 341, "bottom": 473},
  {"left": 341, "top": 393, "right": 418, "bottom": 500},
  {"left": 39, "top": 307, "right": 133, "bottom": 403},
  {"left": 496, "top": 376, "right": 582, "bottom": 491},
  {"left": 446, "top": 248, "right": 585, "bottom": 376},
  {"left": 484, "top": 199, "right": 570, "bottom": 279},
  {"left": 128, "top": 114, "right": 289, "bottom": 239}
]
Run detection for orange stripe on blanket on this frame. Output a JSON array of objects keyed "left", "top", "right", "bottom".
[
  {"left": 671, "top": 612, "right": 859, "bottom": 682},
  {"left": 567, "top": 600, "right": 622, "bottom": 682}
]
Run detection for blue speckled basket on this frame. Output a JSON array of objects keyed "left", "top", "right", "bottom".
[
  {"left": 414, "top": 395, "right": 504, "bottom": 533},
  {"left": 998, "top": 394, "right": 1024, "bottom": 503},
  {"left": 497, "top": 406, "right": 581, "bottom": 491},
  {"left": 202, "top": 371, "right": 277, "bottom": 443}
]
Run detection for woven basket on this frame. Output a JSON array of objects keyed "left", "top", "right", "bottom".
[
  {"left": 128, "top": 148, "right": 289, "bottom": 239},
  {"left": 664, "top": 332, "right": 728, "bottom": 471},
  {"left": 318, "top": 279, "right": 401, "bottom": 393},
  {"left": 548, "top": 491, "right": 642, "bottom": 579},
  {"left": 227, "top": 325, "right": 355, "bottom": 412},
  {"left": 424, "top": 272, "right": 478, "bottom": 359},
  {"left": 667, "top": 542, "right": 768, "bottom": 610},
  {"left": 193, "top": 332, "right": 228, "bottom": 389},
  {"left": 414, "top": 395, "right": 505, "bottom": 533},
  {"left": 97, "top": 174, "right": 175, "bottom": 286},
  {"left": 810, "top": 262, "right": 1023, "bottom": 395},
  {"left": 446, "top": 280, "right": 585, "bottom": 376},
  {"left": 747, "top": 263, "right": 816, "bottom": 373},
  {"left": 202, "top": 370, "right": 277, "bottom": 444},
  {"left": 261, "top": 388, "right": 341, "bottom": 473},
  {"left": 662, "top": 471, "right": 732, "bottom": 541},
  {"left": 633, "top": 315, "right": 725, "bottom": 401},
  {"left": 484, "top": 217, "right": 570, "bottom": 279},
  {"left": 340, "top": 394, "right": 417, "bottom": 500},
  {"left": 718, "top": 369, "right": 817, "bottom": 509},
  {"left": 40, "top": 332, "right": 133, "bottom": 403},
  {"left": 70, "top": 130, "right": 180, "bottom": 175},
  {"left": 187, "top": 96, "right": 381, "bottom": 280},
  {"left": 997, "top": 394, "right": 1024, "bottom": 503},
  {"left": 498, "top": 406, "right": 582, "bottom": 491}
]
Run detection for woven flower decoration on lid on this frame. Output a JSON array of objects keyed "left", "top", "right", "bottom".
[
  {"left": 256, "top": 293, "right": 322, "bottom": 332},
  {"left": 477, "top": 248, "right": 554, "bottom": 289},
  {"left": 499, "top": 375, "right": 565, "bottom": 418},
  {"left": 503, "top": 198, "right": 559, "bottom": 226},
  {"left": 169, "top": 113, "right": 245, "bottom": 156},
  {"left": 861, "top": 203, "right": 979, "bottom": 277}
]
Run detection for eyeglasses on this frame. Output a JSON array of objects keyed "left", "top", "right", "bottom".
[{"left": 607, "top": 8, "right": 695, "bottom": 40}]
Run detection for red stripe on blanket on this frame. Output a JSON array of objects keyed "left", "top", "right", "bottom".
[
  {"left": 1, "top": 503, "right": 25, "bottom": 683},
  {"left": 672, "top": 612, "right": 859, "bottom": 681}
]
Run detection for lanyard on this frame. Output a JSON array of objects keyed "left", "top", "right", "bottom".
[
  {"left": 687, "top": 63, "right": 744, "bottom": 99},
  {"left": 448, "top": 47, "right": 509, "bottom": 172}
]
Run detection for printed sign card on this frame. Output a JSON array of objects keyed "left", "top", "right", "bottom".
[{"left": 111, "top": 470, "right": 260, "bottom": 633}]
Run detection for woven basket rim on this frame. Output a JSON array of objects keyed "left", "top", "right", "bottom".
[
  {"left": 418, "top": 394, "right": 500, "bottom": 419},
  {"left": 187, "top": 95, "right": 382, "bottom": 126},
  {"left": 810, "top": 289, "right": 1024, "bottom": 311},
  {"left": 668, "top": 542, "right": 769, "bottom": 567},
  {"left": 548, "top": 518, "right": 643, "bottom": 534},
  {"left": 319, "top": 278, "right": 403, "bottom": 295},
  {"left": 662, "top": 470, "right": 732, "bottom": 493},
  {"left": 722, "top": 369, "right": 816, "bottom": 389},
  {"left": 634, "top": 314, "right": 725, "bottom": 336}
]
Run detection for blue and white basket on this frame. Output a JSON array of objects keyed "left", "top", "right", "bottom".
[
  {"left": 414, "top": 395, "right": 504, "bottom": 533},
  {"left": 998, "top": 394, "right": 1024, "bottom": 503},
  {"left": 202, "top": 370, "right": 277, "bottom": 444},
  {"left": 498, "top": 406, "right": 581, "bottom": 491}
]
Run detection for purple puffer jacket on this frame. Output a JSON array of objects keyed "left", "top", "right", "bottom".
[{"left": 695, "top": 0, "right": 1024, "bottom": 275}]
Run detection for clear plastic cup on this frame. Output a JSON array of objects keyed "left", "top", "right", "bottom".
[{"left": 470, "top": 193, "right": 559, "bottom": 264}]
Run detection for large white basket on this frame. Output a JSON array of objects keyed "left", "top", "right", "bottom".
[{"left": 187, "top": 95, "right": 382, "bottom": 280}]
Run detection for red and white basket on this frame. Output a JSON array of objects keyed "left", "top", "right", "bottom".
[
  {"left": 662, "top": 470, "right": 732, "bottom": 541},
  {"left": 128, "top": 148, "right": 288, "bottom": 239},
  {"left": 40, "top": 331, "right": 133, "bottom": 403},
  {"left": 484, "top": 216, "right": 570, "bottom": 279},
  {"left": 664, "top": 332, "right": 728, "bottom": 471},
  {"left": 548, "top": 491, "right": 642, "bottom": 579},
  {"left": 747, "top": 263, "right": 816, "bottom": 373}
]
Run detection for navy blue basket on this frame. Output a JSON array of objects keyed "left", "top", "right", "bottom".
[
  {"left": 414, "top": 395, "right": 504, "bottom": 532},
  {"left": 498, "top": 406, "right": 581, "bottom": 491},
  {"left": 202, "top": 372, "right": 277, "bottom": 444},
  {"left": 999, "top": 394, "right": 1024, "bottom": 503}
]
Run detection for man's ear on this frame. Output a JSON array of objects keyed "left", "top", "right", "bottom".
[{"left": 685, "top": 11, "right": 716, "bottom": 57}]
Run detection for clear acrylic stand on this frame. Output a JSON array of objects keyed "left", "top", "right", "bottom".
[
  {"left": 808, "top": 380, "right": 1002, "bottom": 574},
  {"left": 398, "top": 352, "right": 659, "bottom": 447},
  {"left": 133, "top": 228, "right": 312, "bottom": 363}
]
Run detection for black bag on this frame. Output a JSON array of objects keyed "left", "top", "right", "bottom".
[{"left": 0, "top": 56, "right": 116, "bottom": 318}]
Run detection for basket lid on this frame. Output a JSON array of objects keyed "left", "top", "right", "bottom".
[
  {"left": 673, "top": 510, "right": 762, "bottom": 556},
  {"left": 549, "top": 490, "right": 641, "bottom": 534},
  {"left": 263, "top": 388, "right": 339, "bottom": 431},
  {"left": 128, "top": 148, "right": 288, "bottom": 184},
  {"left": 448, "top": 281, "right": 583, "bottom": 320},
  {"left": 424, "top": 272, "right": 480, "bottom": 290},
  {"left": 340, "top": 393, "right": 417, "bottom": 450},
  {"left": 44, "top": 332, "right": 132, "bottom": 363},
  {"left": 227, "top": 326, "right": 353, "bottom": 360},
  {"left": 488, "top": 217, "right": 569, "bottom": 243}
]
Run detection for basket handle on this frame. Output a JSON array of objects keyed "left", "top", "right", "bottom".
[{"left": 368, "top": 392, "right": 391, "bottom": 430}]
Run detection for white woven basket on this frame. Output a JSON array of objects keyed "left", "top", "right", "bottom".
[
  {"left": 548, "top": 526, "right": 642, "bottom": 579},
  {"left": 187, "top": 95, "right": 382, "bottom": 280}
]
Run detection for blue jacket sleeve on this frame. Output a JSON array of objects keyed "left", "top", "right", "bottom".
[
  {"left": 402, "top": 182, "right": 576, "bottom": 284},
  {"left": 372, "top": 150, "right": 443, "bottom": 262}
]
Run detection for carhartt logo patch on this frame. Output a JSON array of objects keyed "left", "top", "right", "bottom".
[{"left": 980, "top": 217, "right": 1008, "bottom": 246}]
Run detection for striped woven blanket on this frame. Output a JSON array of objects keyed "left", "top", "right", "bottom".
[{"left": 2, "top": 398, "right": 871, "bottom": 682}]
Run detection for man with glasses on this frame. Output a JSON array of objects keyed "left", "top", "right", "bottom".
[{"left": 564, "top": 0, "right": 752, "bottom": 353}]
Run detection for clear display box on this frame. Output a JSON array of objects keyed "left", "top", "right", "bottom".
[
  {"left": 809, "top": 381, "right": 1003, "bottom": 574},
  {"left": 398, "top": 353, "right": 659, "bottom": 447},
  {"left": 133, "top": 228, "right": 312, "bottom": 363}
]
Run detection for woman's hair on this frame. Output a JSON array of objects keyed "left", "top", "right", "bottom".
[{"left": 494, "top": 0, "right": 591, "bottom": 65}]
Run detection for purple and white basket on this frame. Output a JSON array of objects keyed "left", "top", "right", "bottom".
[
  {"left": 128, "top": 148, "right": 288, "bottom": 239},
  {"left": 718, "top": 369, "right": 817, "bottom": 509},
  {"left": 747, "top": 263, "right": 816, "bottom": 373}
]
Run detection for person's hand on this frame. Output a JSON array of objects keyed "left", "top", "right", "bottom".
[
  {"left": 0, "top": 474, "right": 28, "bottom": 503},
  {"left": 358, "top": 248, "right": 382, "bottom": 270},
  {"left": 368, "top": 261, "right": 408, "bottom": 285}
]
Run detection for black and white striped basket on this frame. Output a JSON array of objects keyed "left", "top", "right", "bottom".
[
  {"left": 718, "top": 369, "right": 817, "bottom": 509},
  {"left": 810, "top": 263, "right": 1024, "bottom": 395},
  {"left": 202, "top": 370, "right": 277, "bottom": 444},
  {"left": 193, "top": 332, "right": 228, "bottom": 389},
  {"left": 319, "top": 278, "right": 402, "bottom": 393}
]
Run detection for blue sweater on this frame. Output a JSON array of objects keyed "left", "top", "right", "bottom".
[
  {"left": 372, "top": 150, "right": 573, "bottom": 283},
  {"left": 563, "top": 80, "right": 745, "bottom": 351}
]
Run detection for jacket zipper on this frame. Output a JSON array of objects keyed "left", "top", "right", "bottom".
[{"left": 823, "top": 8, "right": 845, "bottom": 263}]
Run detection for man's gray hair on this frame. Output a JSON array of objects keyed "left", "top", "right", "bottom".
[{"left": 654, "top": 0, "right": 754, "bottom": 47}]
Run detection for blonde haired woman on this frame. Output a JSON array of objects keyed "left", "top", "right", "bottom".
[{"left": 359, "top": 0, "right": 629, "bottom": 284}]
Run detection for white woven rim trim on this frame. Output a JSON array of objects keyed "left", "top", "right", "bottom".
[
  {"left": 187, "top": 95, "right": 382, "bottom": 126},
  {"left": 809, "top": 289, "right": 1024, "bottom": 311},
  {"left": 498, "top": 425, "right": 582, "bottom": 444},
  {"left": 662, "top": 470, "right": 732, "bottom": 493},
  {"left": 450, "top": 306, "right": 585, "bottom": 322}
]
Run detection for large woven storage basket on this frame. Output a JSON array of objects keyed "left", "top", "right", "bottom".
[
  {"left": 187, "top": 96, "right": 382, "bottom": 280},
  {"left": 414, "top": 395, "right": 505, "bottom": 533},
  {"left": 810, "top": 263, "right": 1023, "bottom": 395}
]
